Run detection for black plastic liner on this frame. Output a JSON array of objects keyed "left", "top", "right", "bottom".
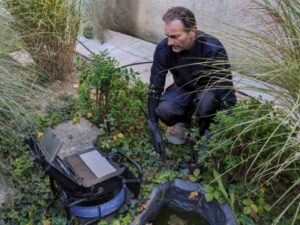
[{"left": 132, "top": 179, "right": 237, "bottom": 225}]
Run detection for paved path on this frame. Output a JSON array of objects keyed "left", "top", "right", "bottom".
[
  {"left": 76, "top": 30, "right": 277, "bottom": 102},
  {"left": 76, "top": 30, "right": 159, "bottom": 84}
]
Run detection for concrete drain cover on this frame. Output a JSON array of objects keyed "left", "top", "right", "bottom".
[{"left": 52, "top": 118, "right": 99, "bottom": 159}]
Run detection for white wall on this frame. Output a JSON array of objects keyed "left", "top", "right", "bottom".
[{"left": 96, "top": 0, "right": 274, "bottom": 61}]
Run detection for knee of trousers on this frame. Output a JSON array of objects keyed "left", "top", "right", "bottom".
[
  {"left": 194, "top": 95, "right": 219, "bottom": 118},
  {"left": 155, "top": 101, "right": 185, "bottom": 125}
]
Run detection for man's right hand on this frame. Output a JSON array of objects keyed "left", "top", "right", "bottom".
[{"left": 146, "top": 119, "right": 166, "bottom": 161}]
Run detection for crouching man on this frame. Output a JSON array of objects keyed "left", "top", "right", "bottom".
[{"left": 148, "top": 6, "right": 236, "bottom": 145}]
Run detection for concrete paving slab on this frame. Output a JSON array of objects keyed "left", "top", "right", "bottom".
[
  {"left": 81, "top": 39, "right": 116, "bottom": 53},
  {"left": 108, "top": 48, "right": 143, "bottom": 67},
  {"left": 78, "top": 36, "right": 90, "bottom": 43},
  {"left": 75, "top": 43, "right": 92, "bottom": 58},
  {"left": 232, "top": 73, "right": 278, "bottom": 102},
  {"left": 127, "top": 62, "right": 152, "bottom": 82},
  {"left": 122, "top": 40, "right": 156, "bottom": 59},
  {"left": 106, "top": 30, "right": 140, "bottom": 48}
]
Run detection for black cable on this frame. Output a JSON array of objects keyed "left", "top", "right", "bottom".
[
  {"left": 120, "top": 61, "right": 153, "bottom": 68},
  {"left": 76, "top": 38, "right": 153, "bottom": 68},
  {"left": 76, "top": 38, "right": 251, "bottom": 101}
]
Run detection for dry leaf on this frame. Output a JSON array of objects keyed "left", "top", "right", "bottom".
[
  {"left": 37, "top": 132, "right": 44, "bottom": 139},
  {"left": 188, "top": 190, "right": 199, "bottom": 200},
  {"left": 141, "top": 203, "right": 148, "bottom": 210},
  {"left": 87, "top": 112, "right": 93, "bottom": 119},
  {"left": 117, "top": 133, "right": 124, "bottom": 138},
  {"left": 260, "top": 187, "right": 266, "bottom": 193},
  {"left": 250, "top": 203, "right": 258, "bottom": 213},
  {"left": 42, "top": 219, "right": 51, "bottom": 225}
]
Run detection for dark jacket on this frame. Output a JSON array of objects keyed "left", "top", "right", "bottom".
[{"left": 147, "top": 31, "right": 237, "bottom": 122}]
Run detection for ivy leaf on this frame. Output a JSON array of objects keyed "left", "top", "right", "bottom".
[
  {"left": 243, "top": 206, "right": 252, "bottom": 215},
  {"left": 242, "top": 198, "right": 253, "bottom": 206},
  {"left": 213, "top": 191, "right": 220, "bottom": 200},
  {"left": 205, "top": 185, "right": 214, "bottom": 193},
  {"left": 205, "top": 193, "right": 214, "bottom": 202},
  {"left": 112, "top": 220, "right": 121, "bottom": 225},
  {"left": 263, "top": 203, "right": 271, "bottom": 211},
  {"left": 193, "top": 169, "right": 200, "bottom": 177},
  {"left": 250, "top": 204, "right": 258, "bottom": 213},
  {"left": 189, "top": 176, "right": 197, "bottom": 182}
]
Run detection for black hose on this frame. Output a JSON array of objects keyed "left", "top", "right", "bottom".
[
  {"left": 76, "top": 38, "right": 153, "bottom": 68},
  {"left": 77, "top": 38, "right": 251, "bottom": 105}
]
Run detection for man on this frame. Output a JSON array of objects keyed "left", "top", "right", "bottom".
[{"left": 148, "top": 6, "right": 236, "bottom": 145}]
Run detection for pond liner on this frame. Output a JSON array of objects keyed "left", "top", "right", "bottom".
[{"left": 132, "top": 179, "right": 237, "bottom": 225}]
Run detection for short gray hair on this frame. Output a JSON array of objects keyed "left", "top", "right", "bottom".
[{"left": 162, "top": 6, "right": 197, "bottom": 30}]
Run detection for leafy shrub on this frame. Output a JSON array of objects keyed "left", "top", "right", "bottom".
[{"left": 76, "top": 51, "right": 148, "bottom": 132}]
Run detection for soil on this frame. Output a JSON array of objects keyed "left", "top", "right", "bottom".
[{"left": 48, "top": 70, "right": 79, "bottom": 96}]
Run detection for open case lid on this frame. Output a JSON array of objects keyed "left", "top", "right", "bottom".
[
  {"left": 39, "top": 128, "right": 63, "bottom": 162},
  {"left": 64, "top": 147, "right": 125, "bottom": 187}
]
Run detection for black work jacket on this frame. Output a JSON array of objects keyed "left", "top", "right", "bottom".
[{"left": 148, "top": 31, "right": 236, "bottom": 122}]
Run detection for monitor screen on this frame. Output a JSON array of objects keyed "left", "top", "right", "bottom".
[
  {"left": 79, "top": 150, "right": 117, "bottom": 178},
  {"left": 39, "top": 128, "right": 63, "bottom": 162}
]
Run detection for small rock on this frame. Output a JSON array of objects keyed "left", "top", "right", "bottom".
[{"left": 9, "top": 50, "right": 34, "bottom": 66}]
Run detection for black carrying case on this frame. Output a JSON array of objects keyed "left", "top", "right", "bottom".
[{"left": 29, "top": 128, "right": 142, "bottom": 224}]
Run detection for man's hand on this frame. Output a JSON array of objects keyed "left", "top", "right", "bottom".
[{"left": 147, "top": 119, "right": 166, "bottom": 161}]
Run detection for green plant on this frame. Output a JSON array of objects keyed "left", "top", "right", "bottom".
[
  {"left": 199, "top": 99, "right": 299, "bottom": 224},
  {"left": 83, "top": 25, "right": 94, "bottom": 39},
  {"left": 0, "top": 58, "right": 42, "bottom": 179},
  {"left": 0, "top": 130, "right": 67, "bottom": 224},
  {"left": 76, "top": 51, "right": 122, "bottom": 122},
  {"left": 76, "top": 51, "right": 148, "bottom": 131},
  {"left": 193, "top": 2, "right": 300, "bottom": 223},
  {"left": 79, "top": 0, "right": 106, "bottom": 42},
  {"left": 2, "top": 0, "right": 80, "bottom": 80}
]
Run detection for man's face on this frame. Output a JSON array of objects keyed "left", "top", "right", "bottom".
[{"left": 164, "top": 20, "right": 196, "bottom": 53}]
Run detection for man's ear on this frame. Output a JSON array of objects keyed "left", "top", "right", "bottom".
[{"left": 190, "top": 26, "right": 197, "bottom": 37}]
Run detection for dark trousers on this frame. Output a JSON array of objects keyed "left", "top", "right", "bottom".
[{"left": 155, "top": 85, "right": 221, "bottom": 136}]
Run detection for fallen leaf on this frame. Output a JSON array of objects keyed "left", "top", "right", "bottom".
[
  {"left": 87, "top": 112, "right": 93, "bottom": 119},
  {"left": 250, "top": 210, "right": 258, "bottom": 219},
  {"left": 260, "top": 186, "right": 266, "bottom": 193},
  {"left": 117, "top": 133, "right": 124, "bottom": 138},
  {"left": 250, "top": 203, "right": 258, "bottom": 213},
  {"left": 43, "top": 219, "right": 51, "bottom": 225},
  {"left": 140, "top": 203, "right": 148, "bottom": 210},
  {"left": 37, "top": 132, "right": 44, "bottom": 139},
  {"left": 188, "top": 190, "right": 199, "bottom": 200},
  {"left": 72, "top": 116, "right": 80, "bottom": 124}
]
